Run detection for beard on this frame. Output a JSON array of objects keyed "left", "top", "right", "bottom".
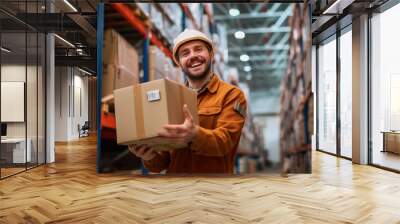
[{"left": 182, "top": 56, "right": 212, "bottom": 81}]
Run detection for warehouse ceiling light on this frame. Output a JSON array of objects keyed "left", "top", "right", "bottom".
[
  {"left": 229, "top": 8, "right": 240, "bottom": 17},
  {"left": 322, "top": 0, "right": 355, "bottom": 15},
  {"left": 1, "top": 47, "right": 11, "bottom": 53},
  {"left": 234, "top": 31, "right": 245, "bottom": 39},
  {"left": 54, "top": 34, "right": 75, "bottom": 48},
  {"left": 76, "top": 48, "right": 84, "bottom": 55},
  {"left": 63, "top": 0, "right": 78, "bottom": 12},
  {"left": 240, "top": 54, "right": 250, "bottom": 62},
  {"left": 244, "top": 65, "right": 252, "bottom": 72}
]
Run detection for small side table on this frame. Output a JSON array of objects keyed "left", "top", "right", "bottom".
[{"left": 381, "top": 131, "right": 400, "bottom": 154}]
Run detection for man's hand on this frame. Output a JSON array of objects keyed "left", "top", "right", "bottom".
[
  {"left": 158, "top": 104, "right": 197, "bottom": 144},
  {"left": 128, "top": 144, "right": 157, "bottom": 161}
]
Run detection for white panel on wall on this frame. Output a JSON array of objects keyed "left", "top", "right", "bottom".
[
  {"left": 1, "top": 82, "right": 25, "bottom": 122},
  {"left": 55, "top": 67, "right": 90, "bottom": 141}
]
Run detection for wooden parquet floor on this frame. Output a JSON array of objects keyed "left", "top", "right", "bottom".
[{"left": 1, "top": 135, "right": 400, "bottom": 223}]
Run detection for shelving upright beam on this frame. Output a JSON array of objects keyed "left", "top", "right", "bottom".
[{"left": 96, "top": 3, "right": 104, "bottom": 173}]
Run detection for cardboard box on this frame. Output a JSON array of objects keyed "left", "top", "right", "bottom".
[
  {"left": 385, "top": 132, "right": 400, "bottom": 154},
  {"left": 103, "top": 29, "right": 138, "bottom": 67},
  {"left": 102, "top": 29, "right": 139, "bottom": 97},
  {"left": 103, "top": 64, "right": 139, "bottom": 97},
  {"left": 114, "top": 79, "right": 198, "bottom": 151},
  {"left": 148, "top": 46, "right": 184, "bottom": 83}
]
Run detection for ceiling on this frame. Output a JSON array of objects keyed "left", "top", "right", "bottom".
[
  {"left": 0, "top": 0, "right": 99, "bottom": 73},
  {"left": 0, "top": 1, "right": 293, "bottom": 85},
  {"left": 212, "top": 3, "right": 292, "bottom": 94}
]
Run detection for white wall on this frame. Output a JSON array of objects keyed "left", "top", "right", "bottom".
[
  {"left": 55, "top": 66, "right": 68, "bottom": 141},
  {"left": 55, "top": 67, "right": 89, "bottom": 141},
  {"left": 72, "top": 72, "right": 89, "bottom": 138}
]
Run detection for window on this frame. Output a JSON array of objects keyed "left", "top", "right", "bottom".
[
  {"left": 370, "top": 3, "right": 400, "bottom": 171},
  {"left": 339, "top": 28, "right": 352, "bottom": 158},
  {"left": 317, "top": 36, "right": 337, "bottom": 154},
  {"left": 0, "top": 1, "right": 47, "bottom": 179}
]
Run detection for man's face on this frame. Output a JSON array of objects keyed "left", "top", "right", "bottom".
[{"left": 177, "top": 40, "right": 213, "bottom": 81}]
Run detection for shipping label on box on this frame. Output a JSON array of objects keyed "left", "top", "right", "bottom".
[{"left": 114, "top": 79, "right": 198, "bottom": 150}]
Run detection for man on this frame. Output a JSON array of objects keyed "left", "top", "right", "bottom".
[{"left": 128, "top": 29, "right": 247, "bottom": 174}]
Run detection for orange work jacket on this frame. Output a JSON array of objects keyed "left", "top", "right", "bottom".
[{"left": 143, "top": 74, "right": 247, "bottom": 174}]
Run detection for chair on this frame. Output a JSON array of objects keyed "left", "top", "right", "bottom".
[{"left": 78, "top": 121, "right": 90, "bottom": 138}]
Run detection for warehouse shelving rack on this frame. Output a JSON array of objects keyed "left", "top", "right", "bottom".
[
  {"left": 280, "top": 3, "right": 313, "bottom": 173},
  {"left": 96, "top": 3, "right": 216, "bottom": 173}
]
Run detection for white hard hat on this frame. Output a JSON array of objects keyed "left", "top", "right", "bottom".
[{"left": 172, "top": 29, "right": 214, "bottom": 65}]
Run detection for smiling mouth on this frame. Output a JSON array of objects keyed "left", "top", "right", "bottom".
[{"left": 189, "top": 62, "right": 203, "bottom": 68}]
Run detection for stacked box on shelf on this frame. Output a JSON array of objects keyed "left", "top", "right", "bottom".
[
  {"left": 148, "top": 46, "right": 183, "bottom": 83},
  {"left": 279, "top": 4, "right": 312, "bottom": 173},
  {"left": 102, "top": 29, "right": 140, "bottom": 98}
]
